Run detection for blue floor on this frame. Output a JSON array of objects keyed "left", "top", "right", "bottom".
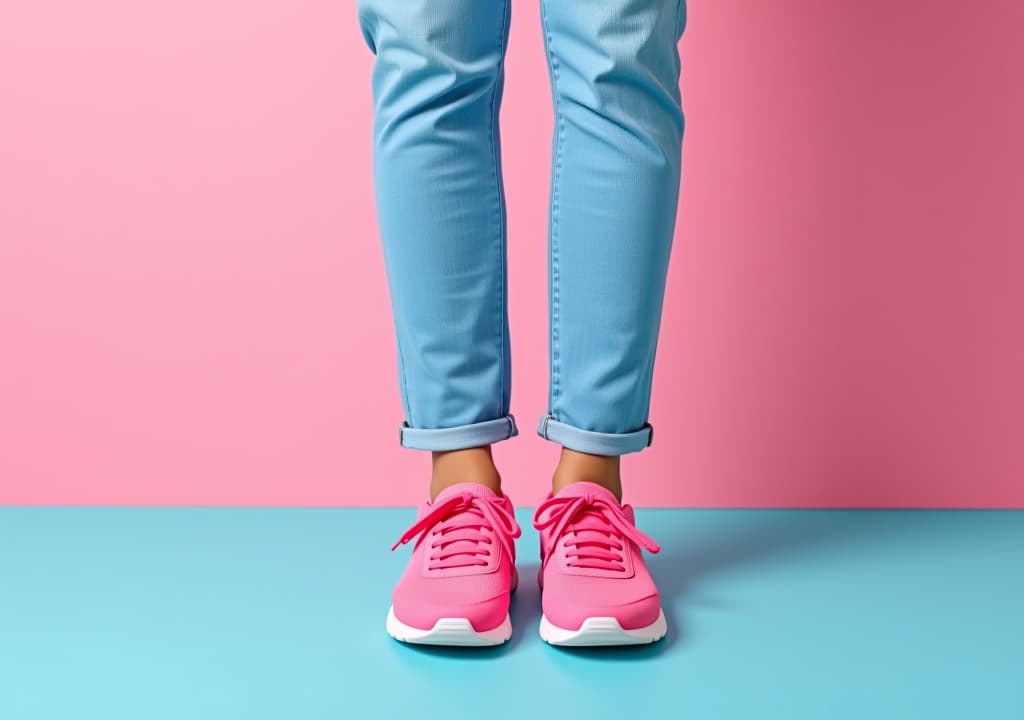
[{"left": 1, "top": 508, "right": 1021, "bottom": 719}]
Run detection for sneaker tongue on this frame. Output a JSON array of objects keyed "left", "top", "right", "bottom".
[{"left": 432, "top": 482, "right": 499, "bottom": 505}]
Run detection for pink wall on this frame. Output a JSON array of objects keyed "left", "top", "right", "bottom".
[{"left": 1, "top": 1, "right": 1021, "bottom": 507}]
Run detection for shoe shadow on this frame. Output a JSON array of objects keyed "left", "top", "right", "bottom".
[{"left": 648, "top": 508, "right": 901, "bottom": 654}]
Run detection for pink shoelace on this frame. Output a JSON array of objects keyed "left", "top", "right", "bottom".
[
  {"left": 533, "top": 492, "right": 660, "bottom": 572},
  {"left": 391, "top": 492, "right": 522, "bottom": 571}
]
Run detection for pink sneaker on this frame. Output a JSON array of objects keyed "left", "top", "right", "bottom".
[
  {"left": 533, "top": 481, "right": 667, "bottom": 646},
  {"left": 386, "top": 482, "right": 522, "bottom": 646}
]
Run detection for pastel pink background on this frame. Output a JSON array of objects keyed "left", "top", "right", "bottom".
[{"left": 1, "top": 1, "right": 1021, "bottom": 507}]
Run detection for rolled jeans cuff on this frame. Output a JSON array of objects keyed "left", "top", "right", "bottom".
[
  {"left": 536, "top": 414, "right": 654, "bottom": 456},
  {"left": 399, "top": 414, "right": 519, "bottom": 451}
]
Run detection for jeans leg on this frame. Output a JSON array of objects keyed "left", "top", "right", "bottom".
[
  {"left": 356, "top": 0, "right": 517, "bottom": 451},
  {"left": 537, "top": 0, "right": 687, "bottom": 455}
]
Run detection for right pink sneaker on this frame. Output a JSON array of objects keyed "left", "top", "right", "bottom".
[
  {"left": 387, "top": 482, "right": 522, "bottom": 646},
  {"left": 533, "top": 481, "right": 667, "bottom": 646}
]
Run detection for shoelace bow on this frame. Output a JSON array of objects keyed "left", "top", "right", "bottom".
[
  {"left": 391, "top": 492, "right": 522, "bottom": 571},
  {"left": 533, "top": 492, "right": 660, "bottom": 572}
]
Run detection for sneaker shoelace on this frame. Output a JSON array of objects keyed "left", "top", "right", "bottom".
[
  {"left": 391, "top": 492, "right": 522, "bottom": 571},
  {"left": 533, "top": 492, "right": 660, "bottom": 572}
]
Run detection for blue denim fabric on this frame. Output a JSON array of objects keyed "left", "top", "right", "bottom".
[{"left": 357, "top": 0, "right": 686, "bottom": 456}]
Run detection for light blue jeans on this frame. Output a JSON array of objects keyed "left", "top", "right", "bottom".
[{"left": 356, "top": 0, "right": 686, "bottom": 455}]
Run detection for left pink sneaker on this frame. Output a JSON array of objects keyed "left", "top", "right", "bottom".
[
  {"left": 533, "top": 481, "right": 667, "bottom": 646},
  {"left": 387, "top": 482, "right": 522, "bottom": 646}
]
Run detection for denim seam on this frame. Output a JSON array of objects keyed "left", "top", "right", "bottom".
[
  {"left": 489, "top": 0, "right": 511, "bottom": 422},
  {"left": 358, "top": 4, "right": 412, "bottom": 438},
  {"left": 540, "top": 0, "right": 564, "bottom": 421},
  {"left": 396, "top": 323, "right": 412, "bottom": 439}
]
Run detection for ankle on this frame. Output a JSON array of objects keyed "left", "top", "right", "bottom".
[
  {"left": 551, "top": 448, "right": 623, "bottom": 502},
  {"left": 430, "top": 446, "right": 502, "bottom": 502}
]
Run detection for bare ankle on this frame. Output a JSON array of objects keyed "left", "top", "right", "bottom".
[
  {"left": 430, "top": 446, "right": 502, "bottom": 501},
  {"left": 551, "top": 447, "right": 623, "bottom": 501}
]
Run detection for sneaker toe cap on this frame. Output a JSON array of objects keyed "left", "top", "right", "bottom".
[
  {"left": 392, "top": 585, "right": 510, "bottom": 634},
  {"left": 542, "top": 590, "right": 662, "bottom": 632}
]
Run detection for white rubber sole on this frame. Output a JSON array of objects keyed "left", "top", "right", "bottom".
[
  {"left": 385, "top": 605, "right": 512, "bottom": 647},
  {"left": 539, "top": 608, "right": 668, "bottom": 647}
]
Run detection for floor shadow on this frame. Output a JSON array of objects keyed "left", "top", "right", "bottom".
[
  {"left": 542, "top": 634, "right": 673, "bottom": 660},
  {"left": 647, "top": 508, "right": 906, "bottom": 649},
  {"left": 655, "top": 510, "right": 878, "bottom": 590},
  {"left": 394, "top": 639, "right": 510, "bottom": 661}
]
